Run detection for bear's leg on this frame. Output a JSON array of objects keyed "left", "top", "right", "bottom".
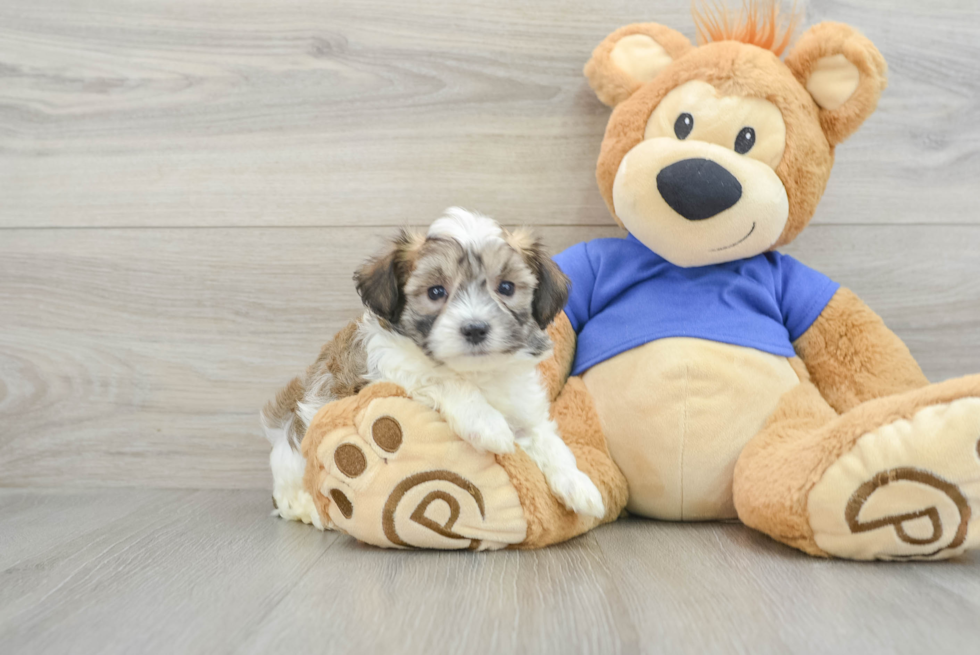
[
  {"left": 735, "top": 371, "right": 980, "bottom": 560},
  {"left": 500, "top": 375, "right": 629, "bottom": 548},
  {"left": 301, "top": 378, "right": 627, "bottom": 550}
]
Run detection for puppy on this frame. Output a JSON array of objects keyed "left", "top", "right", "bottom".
[{"left": 262, "top": 208, "right": 605, "bottom": 521}]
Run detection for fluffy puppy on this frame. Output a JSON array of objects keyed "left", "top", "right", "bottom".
[{"left": 262, "top": 208, "right": 605, "bottom": 521}]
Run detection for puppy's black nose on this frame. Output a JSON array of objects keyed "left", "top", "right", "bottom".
[
  {"left": 656, "top": 158, "right": 743, "bottom": 221},
  {"left": 461, "top": 322, "right": 490, "bottom": 345}
]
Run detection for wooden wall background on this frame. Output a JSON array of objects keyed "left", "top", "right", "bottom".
[{"left": 2, "top": 0, "right": 979, "bottom": 490}]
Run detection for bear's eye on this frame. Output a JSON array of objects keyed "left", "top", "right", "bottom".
[
  {"left": 734, "top": 127, "right": 756, "bottom": 154},
  {"left": 674, "top": 113, "right": 694, "bottom": 140}
]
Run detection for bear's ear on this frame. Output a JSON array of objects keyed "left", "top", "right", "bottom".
[
  {"left": 785, "top": 22, "right": 887, "bottom": 146},
  {"left": 584, "top": 23, "right": 693, "bottom": 107}
]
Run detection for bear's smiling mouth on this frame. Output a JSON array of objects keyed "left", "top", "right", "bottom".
[{"left": 711, "top": 222, "right": 756, "bottom": 252}]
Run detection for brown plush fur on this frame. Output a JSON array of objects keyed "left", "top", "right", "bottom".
[
  {"left": 793, "top": 288, "right": 928, "bottom": 414},
  {"left": 499, "top": 375, "right": 629, "bottom": 549},
  {"left": 733, "top": 360, "right": 836, "bottom": 555},
  {"left": 735, "top": 370, "right": 980, "bottom": 556},
  {"left": 537, "top": 312, "right": 576, "bottom": 402},
  {"left": 784, "top": 22, "right": 888, "bottom": 147},
  {"left": 584, "top": 23, "right": 693, "bottom": 108}
]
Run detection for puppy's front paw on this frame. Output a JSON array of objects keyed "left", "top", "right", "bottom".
[
  {"left": 548, "top": 468, "right": 606, "bottom": 519},
  {"left": 450, "top": 408, "right": 515, "bottom": 455}
]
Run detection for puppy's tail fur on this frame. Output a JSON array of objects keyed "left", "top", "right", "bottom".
[
  {"left": 260, "top": 321, "right": 368, "bottom": 527},
  {"left": 261, "top": 376, "right": 326, "bottom": 528}
]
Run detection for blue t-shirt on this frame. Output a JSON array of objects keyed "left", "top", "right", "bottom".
[{"left": 553, "top": 234, "right": 840, "bottom": 376}]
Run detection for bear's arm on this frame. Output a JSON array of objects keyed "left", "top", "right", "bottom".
[
  {"left": 793, "top": 287, "right": 928, "bottom": 415},
  {"left": 536, "top": 311, "right": 577, "bottom": 402}
]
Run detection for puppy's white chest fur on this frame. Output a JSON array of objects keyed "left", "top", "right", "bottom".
[{"left": 445, "top": 364, "right": 542, "bottom": 420}]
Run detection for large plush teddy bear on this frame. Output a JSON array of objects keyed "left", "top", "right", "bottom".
[{"left": 291, "top": 3, "right": 980, "bottom": 560}]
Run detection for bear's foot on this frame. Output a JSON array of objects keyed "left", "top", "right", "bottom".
[
  {"left": 303, "top": 384, "right": 528, "bottom": 550},
  {"left": 808, "top": 396, "right": 980, "bottom": 560}
]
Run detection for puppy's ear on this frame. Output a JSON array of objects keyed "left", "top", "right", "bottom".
[
  {"left": 785, "top": 22, "right": 887, "bottom": 146},
  {"left": 584, "top": 23, "right": 693, "bottom": 107},
  {"left": 509, "top": 229, "right": 570, "bottom": 329},
  {"left": 354, "top": 230, "right": 420, "bottom": 323},
  {"left": 532, "top": 256, "right": 570, "bottom": 330}
]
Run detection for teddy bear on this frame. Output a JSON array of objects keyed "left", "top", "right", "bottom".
[{"left": 292, "top": 2, "right": 980, "bottom": 560}]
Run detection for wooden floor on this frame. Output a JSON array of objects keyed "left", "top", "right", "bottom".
[
  {"left": 2, "top": 0, "right": 980, "bottom": 652},
  {"left": 1, "top": 488, "right": 978, "bottom": 655}
]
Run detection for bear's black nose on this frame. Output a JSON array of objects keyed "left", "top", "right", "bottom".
[{"left": 656, "top": 158, "right": 743, "bottom": 221}]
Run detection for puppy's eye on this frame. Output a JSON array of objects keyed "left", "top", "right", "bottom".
[
  {"left": 427, "top": 285, "right": 447, "bottom": 301},
  {"left": 674, "top": 113, "right": 693, "bottom": 140},
  {"left": 734, "top": 127, "right": 755, "bottom": 154},
  {"left": 497, "top": 281, "right": 515, "bottom": 297}
]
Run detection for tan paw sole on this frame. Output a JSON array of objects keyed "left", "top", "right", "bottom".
[
  {"left": 308, "top": 395, "right": 527, "bottom": 550},
  {"left": 808, "top": 397, "right": 980, "bottom": 560}
]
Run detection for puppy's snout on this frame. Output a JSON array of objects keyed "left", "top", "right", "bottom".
[
  {"left": 461, "top": 322, "right": 490, "bottom": 345},
  {"left": 656, "top": 158, "right": 742, "bottom": 221}
]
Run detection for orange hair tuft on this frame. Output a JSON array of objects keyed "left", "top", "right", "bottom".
[{"left": 692, "top": 0, "right": 800, "bottom": 57}]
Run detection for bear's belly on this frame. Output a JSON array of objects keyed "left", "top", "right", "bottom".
[{"left": 582, "top": 338, "right": 800, "bottom": 521}]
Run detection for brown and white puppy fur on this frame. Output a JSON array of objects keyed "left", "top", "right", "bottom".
[
  {"left": 261, "top": 321, "right": 367, "bottom": 527},
  {"left": 262, "top": 208, "right": 605, "bottom": 522}
]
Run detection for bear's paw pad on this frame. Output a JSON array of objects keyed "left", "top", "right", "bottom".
[
  {"left": 310, "top": 396, "right": 528, "bottom": 551},
  {"left": 809, "top": 397, "right": 980, "bottom": 560}
]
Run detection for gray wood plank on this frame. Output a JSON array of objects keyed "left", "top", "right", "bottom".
[
  {"left": 0, "top": 488, "right": 195, "bottom": 572},
  {"left": 0, "top": 488, "right": 338, "bottom": 655},
  {"left": 1, "top": 0, "right": 978, "bottom": 228},
  {"left": 238, "top": 532, "right": 638, "bottom": 655},
  {"left": 2, "top": 224, "right": 979, "bottom": 489},
  {"left": 1, "top": 489, "right": 977, "bottom": 655},
  {"left": 591, "top": 519, "right": 980, "bottom": 655}
]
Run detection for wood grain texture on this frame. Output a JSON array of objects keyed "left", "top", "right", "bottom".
[
  {"left": 0, "top": 489, "right": 977, "bottom": 655},
  {"left": 2, "top": 224, "right": 980, "bottom": 488},
  {"left": 0, "top": 225, "right": 620, "bottom": 488},
  {"left": 0, "top": 489, "right": 337, "bottom": 654},
  {"left": 1, "top": 0, "right": 979, "bottom": 228},
  {"left": 592, "top": 519, "right": 980, "bottom": 654},
  {"left": 2, "top": 2, "right": 980, "bottom": 652}
]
